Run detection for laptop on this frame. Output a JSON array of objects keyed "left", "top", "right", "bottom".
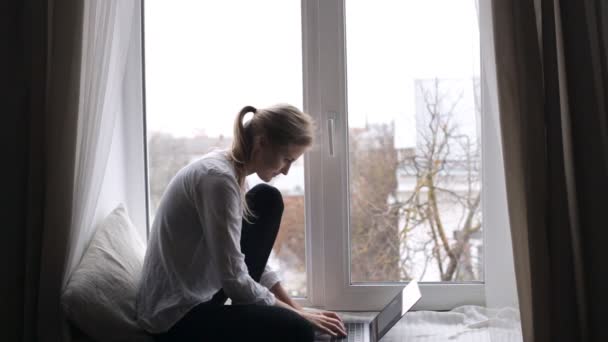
[{"left": 316, "top": 280, "right": 421, "bottom": 342}]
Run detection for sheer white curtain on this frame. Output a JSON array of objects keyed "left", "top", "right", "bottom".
[
  {"left": 478, "top": 0, "right": 519, "bottom": 308},
  {"left": 478, "top": 0, "right": 522, "bottom": 340},
  {"left": 38, "top": 1, "right": 143, "bottom": 340},
  {"left": 64, "top": 0, "right": 139, "bottom": 284}
]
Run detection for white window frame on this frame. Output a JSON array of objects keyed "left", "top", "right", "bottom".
[{"left": 294, "top": 0, "right": 497, "bottom": 311}]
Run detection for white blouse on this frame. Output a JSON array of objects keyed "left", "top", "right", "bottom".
[{"left": 136, "top": 150, "right": 279, "bottom": 334}]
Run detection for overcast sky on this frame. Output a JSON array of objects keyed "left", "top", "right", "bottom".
[{"left": 144, "top": 0, "right": 480, "bottom": 148}]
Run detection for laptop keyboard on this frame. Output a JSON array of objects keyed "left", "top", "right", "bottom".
[{"left": 331, "top": 322, "right": 365, "bottom": 342}]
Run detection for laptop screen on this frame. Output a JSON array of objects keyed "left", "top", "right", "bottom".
[{"left": 374, "top": 280, "right": 421, "bottom": 339}]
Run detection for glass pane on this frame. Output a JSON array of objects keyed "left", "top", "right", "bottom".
[
  {"left": 346, "top": 0, "right": 482, "bottom": 283},
  {"left": 145, "top": 0, "right": 307, "bottom": 296}
]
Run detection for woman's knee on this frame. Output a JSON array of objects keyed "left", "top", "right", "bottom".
[
  {"left": 247, "top": 183, "right": 284, "bottom": 214},
  {"left": 292, "top": 317, "right": 315, "bottom": 342}
]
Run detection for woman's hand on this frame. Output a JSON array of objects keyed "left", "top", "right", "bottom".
[
  {"left": 272, "top": 295, "right": 347, "bottom": 337},
  {"left": 298, "top": 309, "right": 347, "bottom": 338}
]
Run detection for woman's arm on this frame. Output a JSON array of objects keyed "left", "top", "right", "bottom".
[{"left": 269, "top": 282, "right": 302, "bottom": 310}]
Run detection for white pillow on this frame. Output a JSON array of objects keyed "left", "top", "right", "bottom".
[{"left": 62, "top": 204, "right": 153, "bottom": 342}]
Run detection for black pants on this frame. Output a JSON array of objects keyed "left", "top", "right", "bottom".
[{"left": 155, "top": 184, "right": 315, "bottom": 342}]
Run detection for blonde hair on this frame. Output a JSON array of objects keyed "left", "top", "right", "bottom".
[{"left": 228, "top": 104, "right": 315, "bottom": 217}]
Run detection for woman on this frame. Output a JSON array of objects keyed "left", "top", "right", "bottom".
[{"left": 137, "top": 104, "right": 347, "bottom": 341}]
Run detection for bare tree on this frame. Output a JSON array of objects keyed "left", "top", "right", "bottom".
[
  {"left": 397, "top": 78, "right": 481, "bottom": 281},
  {"left": 349, "top": 123, "right": 401, "bottom": 282},
  {"left": 347, "top": 78, "right": 481, "bottom": 283}
]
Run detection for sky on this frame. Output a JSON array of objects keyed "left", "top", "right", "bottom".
[{"left": 144, "top": 0, "right": 480, "bottom": 148}]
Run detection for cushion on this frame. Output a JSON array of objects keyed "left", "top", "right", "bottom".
[{"left": 62, "top": 204, "right": 153, "bottom": 342}]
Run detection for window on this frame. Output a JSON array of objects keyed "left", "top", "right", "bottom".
[
  {"left": 144, "top": 0, "right": 487, "bottom": 310},
  {"left": 345, "top": 2, "right": 482, "bottom": 285},
  {"left": 144, "top": 0, "right": 307, "bottom": 297}
]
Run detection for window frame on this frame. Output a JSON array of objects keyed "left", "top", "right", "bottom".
[{"left": 296, "top": 0, "right": 487, "bottom": 311}]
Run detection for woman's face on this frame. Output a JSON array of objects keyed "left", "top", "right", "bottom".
[{"left": 251, "top": 138, "right": 308, "bottom": 182}]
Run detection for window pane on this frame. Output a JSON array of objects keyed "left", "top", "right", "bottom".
[
  {"left": 145, "top": 0, "right": 307, "bottom": 296},
  {"left": 345, "top": 0, "right": 482, "bottom": 283}
]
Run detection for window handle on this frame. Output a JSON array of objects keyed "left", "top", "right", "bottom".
[{"left": 328, "top": 112, "right": 336, "bottom": 157}]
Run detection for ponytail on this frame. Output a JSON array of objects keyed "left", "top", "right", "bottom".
[
  {"left": 230, "top": 106, "right": 256, "bottom": 187},
  {"left": 229, "top": 106, "right": 257, "bottom": 221}
]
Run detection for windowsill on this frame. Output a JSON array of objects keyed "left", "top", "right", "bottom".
[{"left": 309, "top": 306, "right": 522, "bottom": 342}]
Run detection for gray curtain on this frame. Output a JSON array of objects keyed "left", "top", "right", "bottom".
[
  {"left": 2, "top": 0, "right": 84, "bottom": 341},
  {"left": 0, "top": 0, "right": 48, "bottom": 340},
  {"left": 492, "top": 0, "right": 608, "bottom": 341},
  {"left": 37, "top": 0, "right": 84, "bottom": 340}
]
